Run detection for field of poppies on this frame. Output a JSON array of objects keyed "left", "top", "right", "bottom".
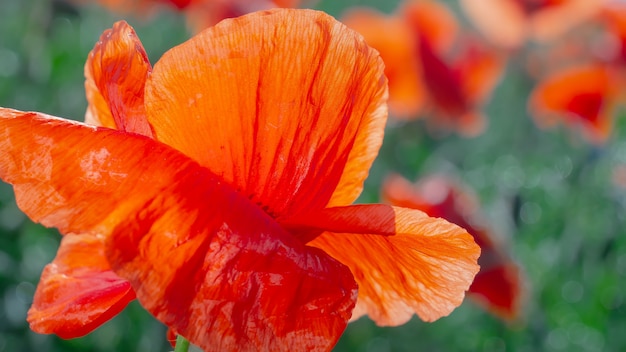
[{"left": 1, "top": 0, "right": 626, "bottom": 351}]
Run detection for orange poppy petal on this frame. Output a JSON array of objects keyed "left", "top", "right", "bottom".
[
  {"left": 381, "top": 173, "right": 492, "bottom": 247},
  {"left": 528, "top": 64, "right": 615, "bottom": 144},
  {"left": 0, "top": 109, "right": 157, "bottom": 233},
  {"left": 381, "top": 174, "right": 523, "bottom": 321},
  {"left": 0, "top": 109, "right": 357, "bottom": 351},
  {"left": 284, "top": 204, "right": 481, "bottom": 325},
  {"left": 342, "top": 8, "right": 426, "bottom": 118},
  {"left": 144, "top": 9, "right": 387, "bottom": 217},
  {"left": 27, "top": 233, "right": 135, "bottom": 338},
  {"left": 84, "top": 21, "right": 153, "bottom": 137}
]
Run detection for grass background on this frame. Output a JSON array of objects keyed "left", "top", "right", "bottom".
[{"left": 1, "top": 0, "right": 625, "bottom": 351}]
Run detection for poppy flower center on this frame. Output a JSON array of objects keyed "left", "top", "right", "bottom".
[{"left": 245, "top": 195, "right": 323, "bottom": 244}]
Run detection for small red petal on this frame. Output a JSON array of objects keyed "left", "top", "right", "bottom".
[
  {"left": 84, "top": 21, "right": 153, "bottom": 137},
  {"left": 529, "top": 64, "right": 615, "bottom": 144},
  {"left": 469, "top": 263, "right": 523, "bottom": 320},
  {"left": 27, "top": 233, "right": 135, "bottom": 338}
]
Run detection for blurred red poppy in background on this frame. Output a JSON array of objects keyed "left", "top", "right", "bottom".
[
  {"left": 526, "top": 2, "right": 626, "bottom": 145},
  {"left": 528, "top": 63, "right": 619, "bottom": 145},
  {"left": 0, "top": 9, "right": 481, "bottom": 351},
  {"left": 343, "top": 0, "right": 504, "bottom": 137},
  {"left": 382, "top": 173, "right": 524, "bottom": 321},
  {"left": 460, "top": 0, "right": 604, "bottom": 49}
]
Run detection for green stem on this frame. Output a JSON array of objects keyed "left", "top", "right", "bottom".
[{"left": 174, "top": 335, "right": 190, "bottom": 352}]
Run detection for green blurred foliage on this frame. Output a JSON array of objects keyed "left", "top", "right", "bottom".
[{"left": 1, "top": 0, "right": 625, "bottom": 351}]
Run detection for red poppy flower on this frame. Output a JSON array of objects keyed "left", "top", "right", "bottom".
[
  {"left": 523, "top": 2, "right": 626, "bottom": 78},
  {"left": 382, "top": 174, "right": 524, "bottom": 321},
  {"left": 0, "top": 9, "right": 480, "bottom": 351},
  {"left": 460, "top": 0, "right": 603, "bottom": 49},
  {"left": 343, "top": 1, "right": 504, "bottom": 137},
  {"left": 516, "top": 2, "right": 626, "bottom": 145},
  {"left": 528, "top": 63, "right": 619, "bottom": 144}
]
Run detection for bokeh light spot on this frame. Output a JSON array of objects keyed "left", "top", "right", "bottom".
[
  {"left": 561, "top": 280, "right": 584, "bottom": 303},
  {"left": 520, "top": 201, "right": 542, "bottom": 224},
  {"left": 0, "top": 48, "right": 19, "bottom": 77}
]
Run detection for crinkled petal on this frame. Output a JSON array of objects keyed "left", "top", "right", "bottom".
[
  {"left": 283, "top": 204, "right": 481, "bottom": 325},
  {"left": 84, "top": 21, "right": 153, "bottom": 137},
  {"left": 0, "top": 109, "right": 148, "bottom": 233},
  {"left": 0, "top": 109, "right": 357, "bottom": 351},
  {"left": 145, "top": 9, "right": 387, "bottom": 218},
  {"left": 108, "top": 196, "right": 357, "bottom": 352},
  {"left": 27, "top": 233, "right": 135, "bottom": 338},
  {"left": 381, "top": 173, "right": 523, "bottom": 321}
]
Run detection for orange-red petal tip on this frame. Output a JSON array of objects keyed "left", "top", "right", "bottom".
[
  {"left": 27, "top": 234, "right": 135, "bottom": 338},
  {"left": 84, "top": 20, "right": 153, "bottom": 137}
]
